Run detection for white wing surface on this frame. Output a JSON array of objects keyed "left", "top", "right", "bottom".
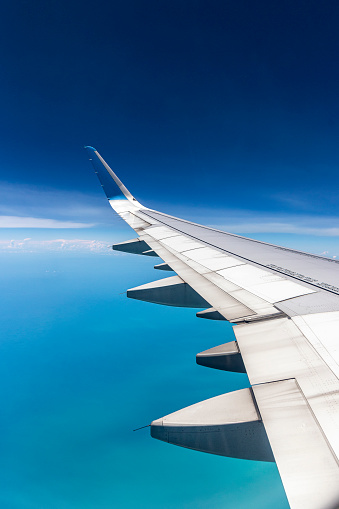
[{"left": 86, "top": 147, "right": 339, "bottom": 509}]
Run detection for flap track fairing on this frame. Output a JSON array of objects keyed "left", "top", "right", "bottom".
[
  {"left": 151, "top": 388, "right": 274, "bottom": 462},
  {"left": 127, "top": 276, "right": 210, "bottom": 308},
  {"left": 196, "top": 341, "right": 246, "bottom": 373},
  {"left": 112, "top": 238, "right": 155, "bottom": 256}
]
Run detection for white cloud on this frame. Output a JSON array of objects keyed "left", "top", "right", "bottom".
[
  {"left": 0, "top": 216, "right": 95, "bottom": 228},
  {"left": 0, "top": 238, "right": 111, "bottom": 252}
]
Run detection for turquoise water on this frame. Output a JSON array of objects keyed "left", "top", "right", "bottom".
[{"left": 0, "top": 252, "right": 289, "bottom": 509}]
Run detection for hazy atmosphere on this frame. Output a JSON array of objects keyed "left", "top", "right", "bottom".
[{"left": 1, "top": 1, "right": 338, "bottom": 508}]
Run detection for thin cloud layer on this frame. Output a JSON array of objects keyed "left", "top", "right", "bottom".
[
  {"left": 0, "top": 216, "right": 94, "bottom": 228},
  {"left": 0, "top": 238, "right": 111, "bottom": 252},
  {"left": 0, "top": 182, "right": 111, "bottom": 226},
  {"left": 216, "top": 221, "right": 339, "bottom": 237},
  {"left": 3, "top": 181, "right": 339, "bottom": 237}
]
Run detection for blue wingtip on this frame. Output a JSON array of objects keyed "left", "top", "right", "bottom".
[{"left": 85, "top": 146, "right": 128, "bottom": 201}]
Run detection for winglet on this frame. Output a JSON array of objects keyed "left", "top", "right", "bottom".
[{"left": 84, "top": 146, "right": 136, "bottom": 202}]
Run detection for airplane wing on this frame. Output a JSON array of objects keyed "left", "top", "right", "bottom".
[{"left": 86, "top": 146, "right": 339, "bottom": 509}]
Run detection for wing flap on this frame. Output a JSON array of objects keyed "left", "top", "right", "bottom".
[
  {"left": 253, "top": 379, "right": 339, "bottom": 509},
  {"left": 234, "top": 315, "right": 339, "bottom": 502}
]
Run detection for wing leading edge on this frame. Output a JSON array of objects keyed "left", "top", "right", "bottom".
[{"left": 86, "top": 148, "right": 339, "bottom": 509}]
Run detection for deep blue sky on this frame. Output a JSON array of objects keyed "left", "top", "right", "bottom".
[{"left": 1, "top": 0, "right": 339, "bottom": 218}]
